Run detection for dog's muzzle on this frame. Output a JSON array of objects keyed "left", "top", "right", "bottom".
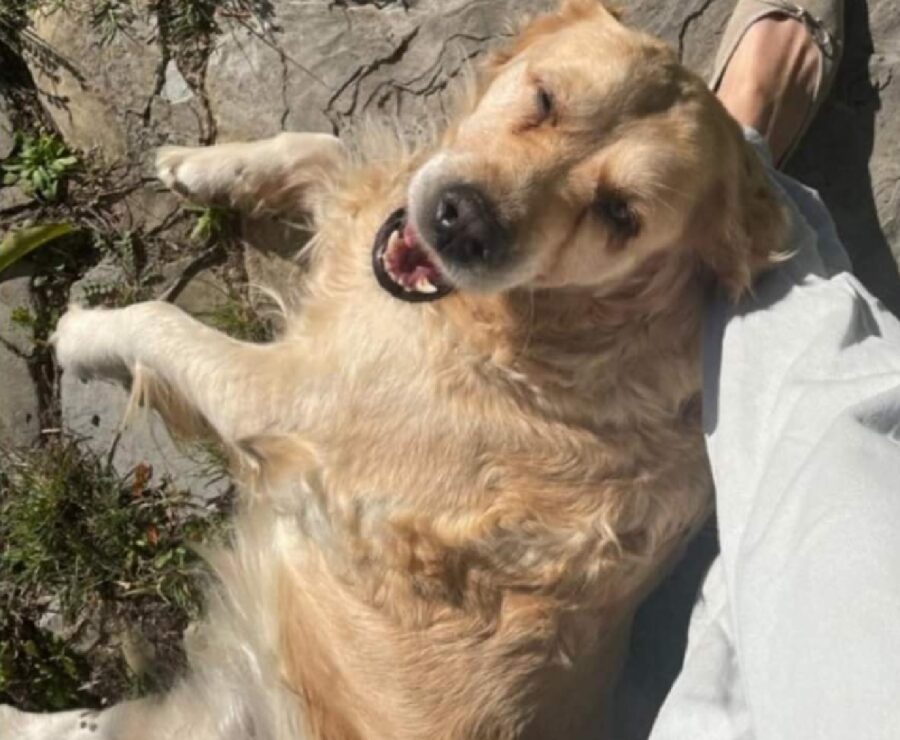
[{"left": 428, "top": 185, "right": 511, "bottom": 271}]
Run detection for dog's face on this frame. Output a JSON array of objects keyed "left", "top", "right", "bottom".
[{"left": 373, "top": 0, "right": 785, "bottom": 303}]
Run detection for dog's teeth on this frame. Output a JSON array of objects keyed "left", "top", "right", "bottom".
[
  {"left": 383, "top": 230, "right": 404, "bottom": 279},
  {"left": 415, "top": 277, "right": 438, "bottom": 294}
]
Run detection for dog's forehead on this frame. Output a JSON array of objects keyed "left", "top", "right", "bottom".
[{"left": 483, "top": 19, "right": 673, "bottom": 108}]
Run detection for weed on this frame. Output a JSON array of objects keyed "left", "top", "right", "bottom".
[
  {"left": 82, "top": 231, "right": 164, "bottom": 308},
  {"left": 0, "top": 438, "right": 231, "bottom": 710},
  {"left": 188, "top": 204, "right": 229, "bottom": 244},
  {"left": 2, "top": 132, "right": 77, "bottom": 202},
  {"left": 153, "top": 0, "right": 277, "bottom": 47},
  {"left": 0, "top": 224, "right": 78, "bottom": 276},
  {"left": 198, "top": 291, "right": 273, "bottom": 343},
  {"left": 9, "top": 305, "right": 36, "bottom": 332},
  {"left": 88, "top": 0, "right": 138, "bottom": 46}
]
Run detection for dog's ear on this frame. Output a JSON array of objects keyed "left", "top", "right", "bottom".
[
  {"left": 559, "top": 0, "right": 621, "bottom": 19},
  {"left": 695, "top": 137, "right": 790, "bottom": 300},
  {"left": 486, "top": 0, "right": 619, "bottom": 70}
]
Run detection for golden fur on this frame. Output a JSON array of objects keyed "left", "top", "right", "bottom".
[{"left": 15, "top": 2, "right": 788, "bottom": 739}]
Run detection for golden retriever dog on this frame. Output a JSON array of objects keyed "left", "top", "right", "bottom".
[{"left": 2, "top": 1, "right": 788, "bottom": 738}]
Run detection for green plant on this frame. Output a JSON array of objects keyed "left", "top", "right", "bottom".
[
  {"left": 154, "top": 0, "right": 277, "bottom": 47},
  {"left": 201, "top": 294, "right": 273, "bottom": 343},
  {"left": 0, "top": 439, "right": 230, "bottom": 710},
  {"left": 9, "top": 305, "right": 35, "bottom": 331},
  {"left": 187, "top": 204, "right": 229, "bottom": 244},
  {"left": 82, "top": 230, "right": 163, "bottom": 308},
  {"left": 0, "top": 223, "right": 76, "bottom": 275},
  {"left": 88, "top": 0, "right": 137, "bottom": 45},
  {"left": 156, "top": 0, "right": 219, "bottom": 45},
  {"left": 2, "top": 132, "right": 77, "bottom": 202},
  {"left": 0, "top": 617, "right": 92, "bottom": 712}
]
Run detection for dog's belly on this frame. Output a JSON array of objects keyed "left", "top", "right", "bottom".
[
  {"left": 241, "top": 253, "right": 715, "bottom": 739},
  {"left": 263, "top": 393, "right": 712, "bottom": 740}
]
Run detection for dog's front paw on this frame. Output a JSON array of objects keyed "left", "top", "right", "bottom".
[
  {"left": 52, "top": 305, "right": 129, "bottom": 383},
  {"left": 155, "top": 146, "right": 193, "bottom": 193},
  {"left": 156, "top": 145, "right": 231, "bottom": 206},
  {"left": 52, "top": 304, "right": 91, "bottom": 378}
]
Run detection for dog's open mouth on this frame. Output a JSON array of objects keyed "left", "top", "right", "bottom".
[{"left": 372, "top": 209, "right": 454, "bottom": 303}]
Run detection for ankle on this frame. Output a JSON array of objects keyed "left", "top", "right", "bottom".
[
  {"left": 713, "top": 16, "right": 821, "bottom": 164},
  {"left": 717, "top": 80, "right": 778, "bottom": 137}
]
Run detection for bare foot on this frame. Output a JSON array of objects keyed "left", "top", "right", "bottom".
[{"left": 715, "top": 16, "right": 821, "bottom": 165}]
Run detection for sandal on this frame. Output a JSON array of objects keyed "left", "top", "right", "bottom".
[{"left": 709, "top": 0, "right": 845, "bottom": 166}]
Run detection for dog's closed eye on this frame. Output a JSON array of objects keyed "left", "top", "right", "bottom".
[
  {"left": 593, "top": 190, "right": 640, "bottom": 241},
  {"left": 534, "top": 84, "right": 555, "bottom": 125}
]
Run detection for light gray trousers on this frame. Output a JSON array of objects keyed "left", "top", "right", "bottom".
[{"left": 650, "top": 132, "right": 900, "bottom": 739}]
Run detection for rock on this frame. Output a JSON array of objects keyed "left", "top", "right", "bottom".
[
  {"left": 67, "top": 259, "right": 128, "bottom": 306},
  {"left": 240, "top": 216, "right": 311, "bottom": 307},
  {"left": 26, "top": 4, "right": 132, "bottom": 163},
  {"left": 0, "top": 272, "right": 41, "bottom": 448},
  {"left": 60, "top": 372, "right": 230, "bottom": 501},
  {"left": 0, "top": 185, "right": 32, "bottom": 211},
  {"left": 162, "top": 60, "right": 194, "bottom": 105},
  {"left": 63, "top": 261, "right": 232, "bottom": 499},
  {"left": 205, "top": 0, "right": 551, "bottom": 141},
  {"left": 172, "top": 272, "right": 232, "bottom": 317},
  {"left": 119, "top": 185, "right": 183, "bottom": 236},
  {"left": 0, "top": 94, "right": 14, "bottom": 160},
  {"left": 25, "top": 1, "right": 205, "bottom": 168}
]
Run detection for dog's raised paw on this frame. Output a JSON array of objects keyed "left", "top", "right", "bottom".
[
  {"left": 155, "top": 146, "right": 196, "bottom": 196},
  {"left": 155, "top": 145, "right": 240, "bottom": 206},
  {"left": 52, "top": 306, "right": 121, "bottom": 383}
]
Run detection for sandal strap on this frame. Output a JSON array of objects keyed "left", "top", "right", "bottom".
[
  {"left": 709, "top": 0, "right": 845, "bottom": 167},
  {"left": 753, "top": 0, "right": 840, "bottom": 58}
]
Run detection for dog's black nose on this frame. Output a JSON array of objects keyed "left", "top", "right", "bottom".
[{"left": 431, "top": 185, "right": 509, "bottom": 267}]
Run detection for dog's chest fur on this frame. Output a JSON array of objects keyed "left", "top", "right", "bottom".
[{"left": 235, "top": 178, "right": 713, "bottom": 739}]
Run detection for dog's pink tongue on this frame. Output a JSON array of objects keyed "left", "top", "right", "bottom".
[{"left": 403, "top": 222, "right": 423, "bottom": 251}]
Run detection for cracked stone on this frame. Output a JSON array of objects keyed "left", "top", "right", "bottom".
[
  {"left": 0, "top": 271, "right": 41, "bottom": 448},
  {"left": 0, "top": 94, "right": 14, "bottom": 160},
  {"left": 26, "top": 3, "right": 133, "bottom": 163},
  {"left": 162, "top": 60, "right": 195, "bottom": 105},
  {"left": 61, "top": 372, "right": 231, "bottom": 501},
  {"left": 205, "top": 0, "right": 551, "bottom": 140},
  {"left": 0, "top": 185, "right": 33, "bottom": 211},
  {"left": 240, "top": 216, "right": 311, "bottom": 304},
  {"left": 68, "top": 260, "right": 128, "bottom": 305},
  {"left": 24, "top": 1, "right": 204, "bottom": 170},
  {"left": 62, "top": 261, "right": 233, "bottom": 499}
]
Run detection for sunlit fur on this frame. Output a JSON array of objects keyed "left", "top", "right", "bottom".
[{"left": 22, "top": 2, "right": 790, "bottom": 739}]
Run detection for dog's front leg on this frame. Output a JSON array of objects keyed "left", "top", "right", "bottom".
[
  {"left": 54, "top": 302, "right": 300, "bottom": 445},
  {"left": 156, "top": 132, "right": 347, "bottom": 219}
]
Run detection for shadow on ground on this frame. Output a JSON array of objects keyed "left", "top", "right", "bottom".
[{"left": 788, "top": 0, "right": 900, "bottom": 315}]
